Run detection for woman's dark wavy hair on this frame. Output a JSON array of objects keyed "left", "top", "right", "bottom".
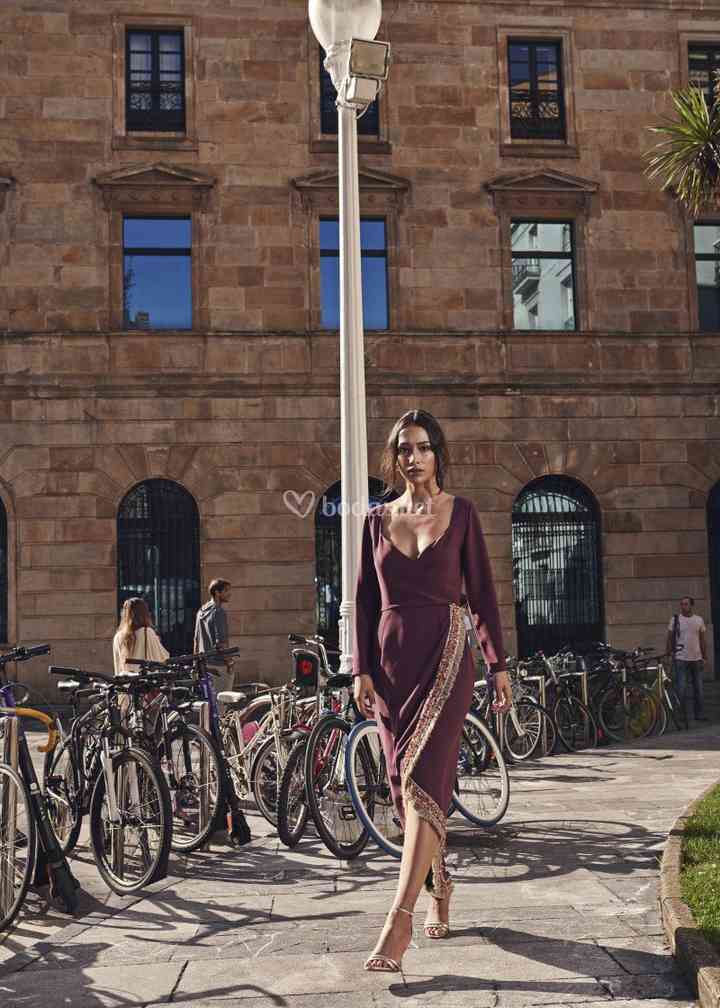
[{"left": 380, "top": 409, "right": 450, "bottom": 492}]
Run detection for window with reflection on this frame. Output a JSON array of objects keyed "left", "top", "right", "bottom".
[
  {"left": 320, "top": 218, "right": 388, "bottom": 329},
  {"left": 689, "top": 44, "right": 720, "bottom": 108},
  {"left": 508, "top": 39, "right": 565, "bottom": 140},
  {"left": 511, "top": 221, "right": 576, "bottom": 331},
  {"left": 123, "top": 217, "right": 192, "bottom": 330},
  {"left": 512, "top": 476, "right": 604, "bottom": 657},
  {"left": 694, "top": 224, "right": 720, "bottom": 331},
  {"left": 126, "top": 29, "right": 185, "bottom": 132},
  {"left": 320, "top": 50, "right": 379, "bottom": 137}
]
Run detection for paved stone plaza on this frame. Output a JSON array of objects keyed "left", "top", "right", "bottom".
[{"left": 0, "top": 726, "right": 717, "bottom": 1007}]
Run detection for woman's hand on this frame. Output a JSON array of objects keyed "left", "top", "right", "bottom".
[
  {"left": 492, "top": 668, "right": 513, "bottom": 712},
  {"left": 353, "top": 673, "right": 376, "bottom": 718}
]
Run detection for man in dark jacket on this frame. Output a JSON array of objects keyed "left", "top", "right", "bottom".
[{"left": 194, "top": 578, "right": 235, "bottom": 694}]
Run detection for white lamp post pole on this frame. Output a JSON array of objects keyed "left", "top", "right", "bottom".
[{"left": 309, "top": 1, "right": 388, "bottom": 676}]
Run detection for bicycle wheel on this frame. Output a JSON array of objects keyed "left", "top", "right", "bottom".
[
  {"left": 0, "top": 762, "right": 36, "bottom": 931},
  {"left": 652, "top": 695, "right": 668, "bottom": 736},
  {"left": 345, "top": 719, "right": 400, "bottom": 858},
  {"left": 503, "top": 699, "right": 543, "bottom": 761},
  {"left": 306, "top": 714, "right": 369, "bottom": 859},
  {"left": 251, "top": 735, "right": 286, "bottom": 827},
  {"left": 452, "top": 712, "right": 510, "bottom": 826},
  {"left": 89, "top": 747, "right": 172, "bottom": 895},
  {"left": 43, "top": 738, "right": 82, "bottom": 854},
  {"left": 598, "top": 684, "right": 657, "bottom": 742},
  {"left": 277, "top": 738, "right": 309, "bottom": 848},
  {"left": 159, "top": 724, "right": 221, "bottom": 853},
  {"left": 665, "top": 684, "right": 689, "bottom": 732},
  {"left": 554, "top": 694, "right": 598, "bottom": 751}
]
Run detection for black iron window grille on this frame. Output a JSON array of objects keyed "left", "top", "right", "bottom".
[
  {"left": 689, "top": 43, "right": 720, "bottom": 108},
  {"left": 508, "top": 39, "right": 565, "bottom": 141},
  {"left": 126, "top": 29, "right": 185, "bottom": 132},
  {"left": 511, "top": 220, "right": 577, "bottom": 331},
  {"left": 512, "top": 476, "right": 604, "bottom": 658},
  {"left": 320, "top": 50, "right": 380, "bottom": 136},
  {"left": 117, "top": 479, "right": 200, "bottom": 656},
  {"left": 315, "top": 478, "right": 394, "bottom": 658},
  {"left": 320, "top": 217, "right": 389, "bottom": 330},
  {"left": 0, "top": 500, "right": 6, "bottom": 643},
  {"left": 693, "top": 223, "right": 720, "bottom": 332}
]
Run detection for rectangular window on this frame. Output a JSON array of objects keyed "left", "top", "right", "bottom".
[
  {"left": 508, "top": 39, "right": 565, "bottom": 141},
  {"left": 126, "top": 29, "right": 185, "bottom": 132},
  {"left": 689, "top": 44, "right": 720, "bottom": 108},
  {"left": 694, "top": 223, "right": 720, "bottom": 331},
  {"left": 123, "top": 217, "right": 192, "bottom": 329},
  {"left": 320, "top": 51, "right": 379, "bottom": 137},
  {"left": 511, "top": 221, "right": 576, "bottom": 331},
  {"left": 320, "top": 218, "right": 388, "bottom": 329}
]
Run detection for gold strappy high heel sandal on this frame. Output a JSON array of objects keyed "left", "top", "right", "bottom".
[
  {"left": 424, "top": 881, "right": 454, "bottom": 939},
  {"left": 364, "top": 906, "right": 413, "bottom": 972}
]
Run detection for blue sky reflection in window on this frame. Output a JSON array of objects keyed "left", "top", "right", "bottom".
[
  {"left": 123, "top": 217, "right": 192, "bottom": 330},
  {"left": 320, "top": 218, "right": 389, "bottom": 330}
]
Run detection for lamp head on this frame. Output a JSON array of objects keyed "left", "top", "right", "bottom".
[{"left": 309, "top": 0, "right": 382, "bottom": 51}]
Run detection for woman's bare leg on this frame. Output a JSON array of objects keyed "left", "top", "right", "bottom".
[{"left": 367, "top": 805, "right": 439, "bottom": 963}]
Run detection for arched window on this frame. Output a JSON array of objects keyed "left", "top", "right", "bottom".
[
  {"left": 0, "top": 499, "right": 7, "bottom": 643},
  {"left": 707, "top": 482, "right": 720, "bottom": 679},
  {"left": 315, "top": 478, "right": 394, "bottom": 657},
  {"left": 117, "top": 479, "right": 200, "bottom": 655},
  {"left": 512, "top": 476, "right": 604, "bottom": 657}
]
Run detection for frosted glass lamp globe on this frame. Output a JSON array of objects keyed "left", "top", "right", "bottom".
[{"left": 309, "top": 0, "right": 382, "bottom": 50}]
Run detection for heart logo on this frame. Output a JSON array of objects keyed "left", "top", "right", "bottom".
[{"left": 283, "top": 489, "right": 316, "bottom": 519}]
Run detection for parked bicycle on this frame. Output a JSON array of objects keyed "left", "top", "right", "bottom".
[{"left": 0, "top": 644, "right": 80, "bottom": 930}]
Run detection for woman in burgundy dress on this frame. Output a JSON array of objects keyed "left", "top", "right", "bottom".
[{"left": 353, "top": 409, "right": 511, "bottom": 972}]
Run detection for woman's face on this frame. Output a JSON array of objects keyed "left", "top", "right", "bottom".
[{"left": 396, "top": 425, "right": 437, "bottom": 489}]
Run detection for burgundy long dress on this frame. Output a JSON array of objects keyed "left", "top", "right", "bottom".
[{"left": 353, "top": 494, "right": 506, "bottom": 896}]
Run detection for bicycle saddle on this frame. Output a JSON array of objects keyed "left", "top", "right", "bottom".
[
  {"left": 217, "top": 691, "right": 248, "bottom": 707},
  {"left": 326, "top": 673, "right": 353, "bottom": 689}
]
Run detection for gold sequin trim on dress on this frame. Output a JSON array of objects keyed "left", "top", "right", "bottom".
[{"left": 399, "top": 602, "right": 466, "bottom": 898}]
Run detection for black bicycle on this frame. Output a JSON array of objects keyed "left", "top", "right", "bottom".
[{"left": 0, "top": 645, "right": 80, "bottom": 930}]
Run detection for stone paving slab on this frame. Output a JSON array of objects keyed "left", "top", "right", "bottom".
[{"left": 1, "top": 725, "right": 719, "bottom": 1007}]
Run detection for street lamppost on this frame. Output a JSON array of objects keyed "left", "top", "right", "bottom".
[{"left": 308, "top": 1, "right": 391, "bottom": 676}]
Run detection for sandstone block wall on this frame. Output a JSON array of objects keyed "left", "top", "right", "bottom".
[{"left": 0, "top": 2, "right": 718, "bottom": 688}]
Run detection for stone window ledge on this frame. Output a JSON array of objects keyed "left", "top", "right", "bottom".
[
  {"left": 500, "top": 142, "right": 579, "bottom": 160},
  {"left": 310, "top": 139, "right": 392, "bottom": 156},
  {"left": 112, "top": 135, "right": 199, "bottom": 153}
]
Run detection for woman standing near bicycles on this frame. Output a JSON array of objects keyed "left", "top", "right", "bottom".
[
  {"left": 113, "top": 597, "right": 169, "bottom": 674},
  {"left": 353, "top": 409, "right": 512, "bottom": 972}
]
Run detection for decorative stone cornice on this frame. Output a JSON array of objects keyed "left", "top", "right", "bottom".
[
  {"left": 93, "top": 162, "right": 216, "bottom": 210},
  {"left": 486, "top": 169, "right": 598, "bottom": 213},
  {"left": 291, "top": 166, "right": 410, "bottom": 209}
]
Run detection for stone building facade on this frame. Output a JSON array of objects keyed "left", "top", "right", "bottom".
[{"left": 0, "top": 0, "right": 719, "bottom": 691}]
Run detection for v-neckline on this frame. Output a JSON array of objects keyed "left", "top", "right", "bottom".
[{"left": 379, "top": 496, "right": 459, "bottom": 561}]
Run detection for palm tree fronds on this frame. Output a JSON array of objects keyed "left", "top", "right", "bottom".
[{"left": 644, "top": 86, "right": 720, "bottom": 215}]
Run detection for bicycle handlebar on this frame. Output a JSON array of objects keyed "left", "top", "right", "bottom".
[
  {"left": 49, "top": 666, "right": 114, "bottom": 684},
  {"left": 0, "top": 706, "right": 59, "bottom": 753},
  {"left": 0, "top": 643, "right": 51, "bottom": 666}
]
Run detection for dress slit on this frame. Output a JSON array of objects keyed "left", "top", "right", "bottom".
[{"left": 398, "top": 601, "right": 466, "bottom": 898}]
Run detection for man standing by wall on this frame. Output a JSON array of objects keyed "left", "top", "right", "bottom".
[
  {"left": 194, "top": 578, "right": 235, "bottom": 694},
  {"left": 666, "top": 596, "right": 708, "bottom": 723}
]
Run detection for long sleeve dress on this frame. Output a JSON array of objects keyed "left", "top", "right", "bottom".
[{"left": 353, "top": 494, "right": 505, "bottom": 897}]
